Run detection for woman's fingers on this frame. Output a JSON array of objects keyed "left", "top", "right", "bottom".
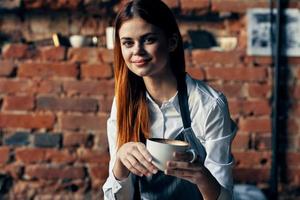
[
  {"left": 135, "top": 143, "right": 158, "bottom": 173},
  {"left": 164, "top": 168, "right": 198, "bottom": 183},
  {"left": 126, "top": 154, "right": 150, "bottom": 176},
  {"left": 118, "top": 142, "right": 158, "bottom": 177},
  {"left": 173, "top": 151, "right": 197, "bottom": 163},
  {"left": 136, "top": 143, "right": 153, "bottom": 162},
  {"left": 166, "top": 160, "right": 199, "bottom": 170},
  {"left": 165, "top": 160, "right": 208, "bottom": 184},
  {"left": 131, "top": 147, "right": 158, "bottom": 174},
  {"left": 121, "top": 157, "right": 144, "bottom": 177}
]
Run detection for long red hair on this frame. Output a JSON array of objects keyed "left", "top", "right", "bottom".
[{"left": 114, "top": 0, "right": 186, "bottom": 148}]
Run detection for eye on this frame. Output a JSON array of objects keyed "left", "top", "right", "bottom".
[
  {"left": 144, "top": 37, "right": 157, "bottom": 44},
  {"left": 122, "top": 40, "right": 134, "bottom": 48}
]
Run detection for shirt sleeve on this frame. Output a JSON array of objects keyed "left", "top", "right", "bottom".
[
  {"left": 203, "top": 94, "right": 237, "bottom": 199},
  {"left": 102, "top": 98, "right": 134, "bottom": 200}
]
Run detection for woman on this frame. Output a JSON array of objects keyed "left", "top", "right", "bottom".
[{"left": 102, "top": 0, "right": 236, "bottom": 199}]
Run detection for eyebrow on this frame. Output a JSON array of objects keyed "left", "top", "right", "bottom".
[{"left": 120, "top": 32, "right": 159, "bottom": 40}]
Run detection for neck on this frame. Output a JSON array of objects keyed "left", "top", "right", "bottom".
[{"left": 143, "top": 72, "right": 178, "bottom": 106}]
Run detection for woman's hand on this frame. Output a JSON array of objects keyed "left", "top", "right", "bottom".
[
  {"left": 113, "top": 142, "right": 158, "bottom": 180},
  {"left": 165, "top": 152, "right": 221, "bottom": 200}
]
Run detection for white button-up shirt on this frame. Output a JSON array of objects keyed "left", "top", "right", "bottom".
[{"left": 103, "top": 74, "right": 236, "bottom": 200}]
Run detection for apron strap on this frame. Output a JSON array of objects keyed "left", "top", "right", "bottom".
[
  {"left": 178, "top": 74, "right": 191, "bottom": 129},
  {"left": 134, "top": 74, "right": 193, "bottom": 199}
]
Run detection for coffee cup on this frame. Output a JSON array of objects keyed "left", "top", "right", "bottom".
[
  {"left": 69, "top": 35, "right": 87, "bottom": 48},
  {"left": 146, "top": 138, "right": 196, "bottom": 171}
]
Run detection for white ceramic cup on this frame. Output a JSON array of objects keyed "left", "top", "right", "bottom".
[
  {"left": 146, "top": 138, "right": 196, "bottom": 171},
  {"left": 69, "top": 35, "right": 87, "bottom": 48}
]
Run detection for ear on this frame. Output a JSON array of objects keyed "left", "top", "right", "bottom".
[{"left": 168, "top": 33, "right": 178, "bottom": 52}]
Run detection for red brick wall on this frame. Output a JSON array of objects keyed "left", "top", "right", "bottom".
[{"left": 0, "top": 0, "right": 300, "bottom": 199}]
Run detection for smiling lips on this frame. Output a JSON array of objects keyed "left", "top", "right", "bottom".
[{"left": 131, "top": 58, "right": 152, "bottom": 66}]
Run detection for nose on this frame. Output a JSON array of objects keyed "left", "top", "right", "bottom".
[{"left": 132, "top": 42, "right": 145, "bottom": 55}]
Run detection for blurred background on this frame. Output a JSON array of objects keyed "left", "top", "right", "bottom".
[{"left": 0, "top": 0, "right": 300, "bottom": 199}]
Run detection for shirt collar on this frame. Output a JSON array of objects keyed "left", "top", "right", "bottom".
[
  {"left": 145, "top": 74, "right": 196, "bottom": 113},
  {"left": 145, "top": 90, "right": 180, "bottom": 113}
]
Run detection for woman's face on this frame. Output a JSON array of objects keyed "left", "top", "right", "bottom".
[{"left": 118, "top": 17, "right": 172, "bottom": 78}]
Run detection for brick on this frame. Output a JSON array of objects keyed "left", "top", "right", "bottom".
[
  {"left": 98, "top": 49, "right": 114, "bottom": 64},
  {"left": 95, "top": 131, "right": 109, "bottom": 153},
  {"left": 68, "top": 48, "right": 114, "bottom": 64},
  {"left": 34, "top": 133, "right": 62, "bottom": 148},
  {"left": 51, "top": 0, "right": 81, "bottom": 10},
  {"left": 39, "top": 46, "right": 66, "bottom": 61},
  {"left": 225, "top": 16, "right": 246, "bottom": 33},
  {"left": 180, "top": 0, "right": 210, "bottom": 10},
  {"left": 0, "top": 60, "right": 16, "bottom": 77},
  {"left": 247, "top": 83, "right": 271, "bottom": 98},
  {"left": 228, "top": 99, "right": 271, "bottom": 116},
  {"left": 232, "top": 134, "right": 249, "bottom": 150},
  {"left": 25, "top": 165, "right": 85, "bottom": 180},
  {"left": 0, "top": 146, "right": 10, "bottom": 164},
  {"left": 212, "top": 0, "right": 269, "bottom": 13},
  {"left": 0, "top": 13, "right": 22, "bottom": 33},
  {"left": 63, "top": 80, "right": 114, "bottom": 96},
  {"left": 280, "top": 136, "right": 298, "bottom": 152},
  {"left": 15, "top": 148, "right": 46, "bottom": 164},
  {"left": 186, "top": 67, "right": 205, "bottom": 80},
  {"left": 3, "top": 95, "right": 34, "bottom": 111},
  {"left": 79, "top": 16, "right": 100, "bottom": 35},
  {"left": 228, "top": 99, "right": 242, "bottom": 115},
  {"left": 63, "top": 132, "right": 91, "bottom": 147},
  {"left": 0, "top": 80, "right": 34, "bottom": 94},
  {"left": 239, "top": 117, "right": 271, "bottom": 133},
  {"left": 286, "top": 169, "right": 300, "bottom": 185},
  {"left": 61, "top": 114, "right": 108, "bottom": 131},
  {"left": 35, "top": 80, "right": 62, "bottom": 94},
  {"left": 9, "top": 181, "right": 37, "bottom": 198},
  {"left": 1, "top": 164, "right": 23, "bottom": 179},
  {"left": 244, "top": 56, "right": 273, "bottom": 66},
  {"left": 33, "top": 193, "right": 87, "bottom": 200},
  {"left": 292, "top": 85, "right": 300, "bottom": 99},
  {"left": 192, "top": 50, "right": 242, "bottom": 66},
  {"left": 81, "top": 63, "right": 113, "bottom": 79},
  {"left": 77, "top": 148, "right": 109, "bottom": 164},
  {"left": 4, "top": 132, "right": 30, "bottom": 146},
  {"left": 237, "top": 29, "right": 247, "bottom": 50},
  {"left": 206, "top": 67, "right": 267, "bottom": 81},
  {"left": 291, "top": 102, "right": 300, "bottom": 117},
  {"left": 0, "top": 114, "right": 55, "bottom": 129},
  {"left": 45, "top": 149, "right": 76, "bottom": 164},
  {"left": 24, "top": 0, "right": 81, "bottom": 9},
  {"left": 286, "top": 152, "right": 300, "bottom": 168},
  {"left": 18, "top": 62, "right": 78, "bottom": 78},
  {"left": 287, "top": 119, "right": 299, "bottom": 134},
  {"left": 253, "top": 133, "right": 272, "bottom": 150},
  {"left": 288, "top": 57, "right": 300, "bottom": 65},
  {"left": 26, "top": 12, "right": 51, "bottom": 35},
  {"left": 37, "top": 96, "right": 98, "bottom": 112},
  {"left": 297, "top": 68, "right": 300, "bottom": 79},
  {"left": 233, "top": 168, "right": 270, "bottom": 182},
  {"left": 88, "top": 164, "right": 109, "bottom": 189},
  {"left": 88, "top": 164, "right": 108, "bottom": 180},
  {"left": 99, "top": 96, "right": 114, "bottom": 113},
  {"left": 2, "top": 44, "right": 35, "bottom": 60},
  {"left": 233, "top": 151, "right": 271, "bottom": 168},
  {"left": 209, "top": 82, "right": 244, "bottom": 98}
]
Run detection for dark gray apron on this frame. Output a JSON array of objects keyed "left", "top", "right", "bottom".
[{"left": 133, "top": 77, "right": 206, "bottom": 200}]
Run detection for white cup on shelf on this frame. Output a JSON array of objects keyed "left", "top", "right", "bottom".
[{"left": 69, "top": 35, "right": 87, "bottom": 48}]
